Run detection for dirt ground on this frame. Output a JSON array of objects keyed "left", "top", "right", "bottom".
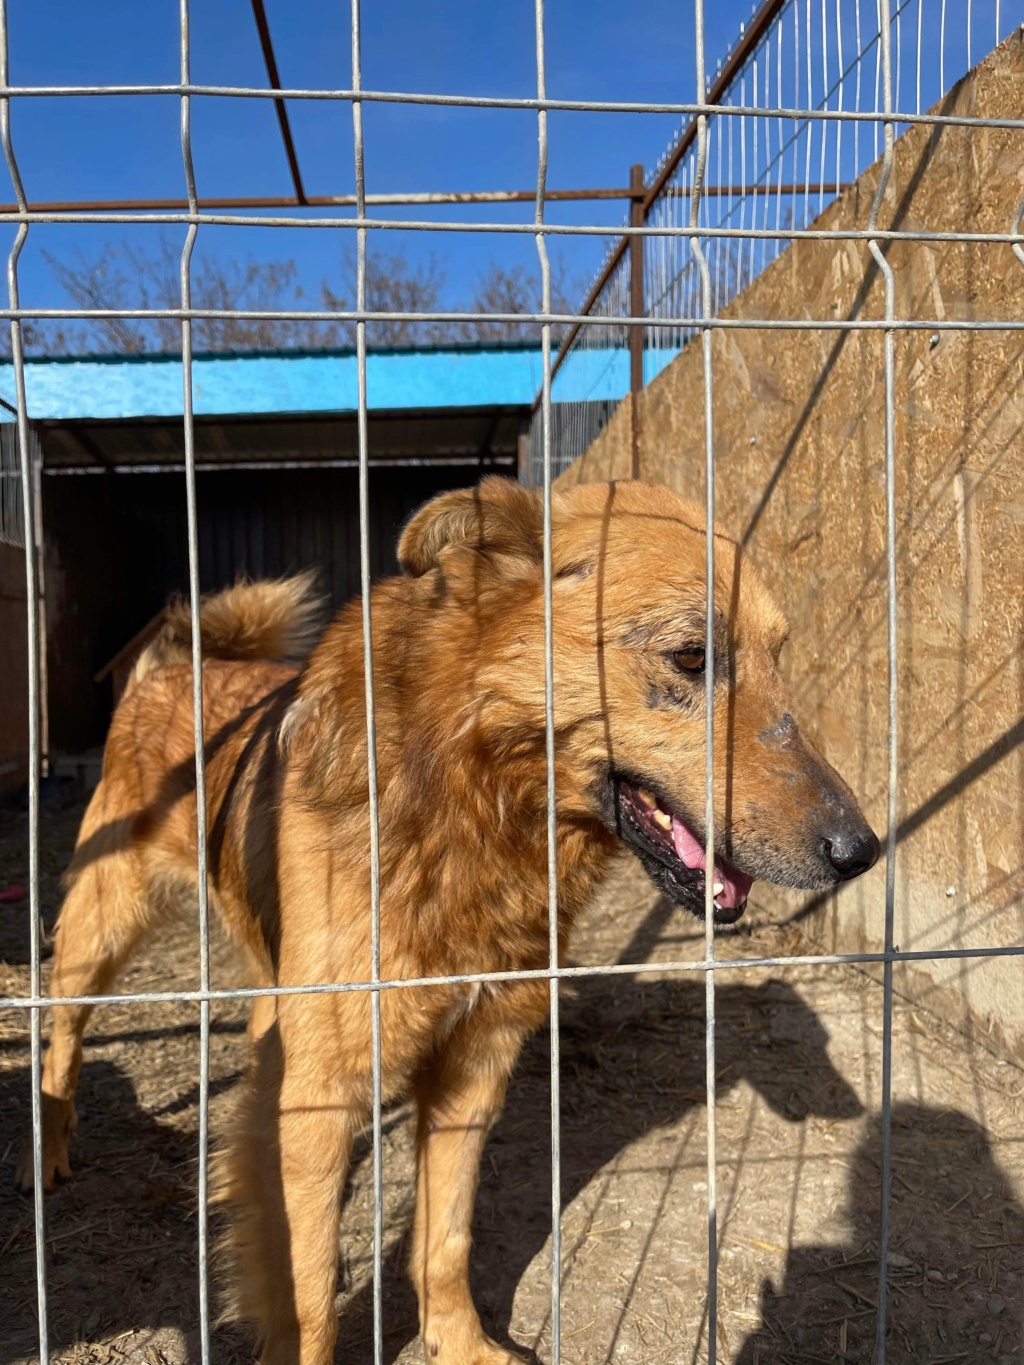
[{"left": 2, "top": 800, "right": 1022, "bottom": 1365}]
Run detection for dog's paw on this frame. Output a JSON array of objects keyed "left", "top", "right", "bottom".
[
  {"left": 13, "top": 1095, "right": 76, "bottom": 1193},
  {"left": 422, "top": 1327, "right": 528, "bottom": 1364},
  {"left": 472, "top": 1346, "right": 528, "bottom": 1365}
]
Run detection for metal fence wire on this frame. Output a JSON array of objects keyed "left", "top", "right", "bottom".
[
  {"left": 3, "top": 0, "right": 1023, "bottom": 1363},
  {"left": 525, "top": 0, "right": 1021, "bottom": 483}
]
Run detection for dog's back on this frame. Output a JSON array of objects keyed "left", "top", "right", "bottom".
[{"left": 94, "top": 573, "right": 328, "bottom": 955}]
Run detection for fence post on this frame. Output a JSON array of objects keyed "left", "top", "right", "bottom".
[
  {"left": 629, "top": 162, "right": 645, "bottom": 395},
  {"left": 517, "top": 426, "right": 531, "bottom": 483},
  {"left": 30, "top": 429, "right": 48, "bottom": 778},
  {"left": 629, "top": 162, "right": 644, "bottom": 478}
]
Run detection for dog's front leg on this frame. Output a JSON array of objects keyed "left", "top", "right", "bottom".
[{"left": 411, "top": 987, "right": 545, "bottom": 1364}]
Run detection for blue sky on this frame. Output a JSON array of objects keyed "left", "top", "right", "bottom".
[{"left": 0, "top": 0, "right": 992, "bottom": 329}]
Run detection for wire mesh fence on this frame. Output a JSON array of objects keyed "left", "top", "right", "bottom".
[
  {"left": 525, "top": 0, "right": 1020, "bottom": 484},
  {"left": 2, "top": 0, "right": 1023, "bottom": 1363}
]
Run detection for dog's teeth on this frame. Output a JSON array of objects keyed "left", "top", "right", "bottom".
[
  {"left": 713, "top": 880, "right": 725, "bottom": 896},
  {"left": 652, "top": 809, "right": 672, "bottom": 830},
  {"left": 637, "top": 788, "right": 657, "bottom": 808}
]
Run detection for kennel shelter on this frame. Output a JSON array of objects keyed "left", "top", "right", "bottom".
[
  {"left": 2, "top": 0, "right": 1024, "bottom": 1362},
  {"left": 0, "top": 342, "right": 542, "bottom": 774}
]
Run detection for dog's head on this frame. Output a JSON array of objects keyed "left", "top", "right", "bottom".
[{"left": 400, "top": 476, "right": 879, "bottom": 924}]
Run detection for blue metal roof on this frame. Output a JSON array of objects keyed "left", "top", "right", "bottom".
[{"left": 0, "top": 345, "right": 569, "bottom": 421}]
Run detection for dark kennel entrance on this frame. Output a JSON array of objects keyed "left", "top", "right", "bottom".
[
  {"left": 34, "top": 405, "right": 524, "bottom": 759},
  {"left": 43, "top": 463, "right": 477, "bottom": 755}
]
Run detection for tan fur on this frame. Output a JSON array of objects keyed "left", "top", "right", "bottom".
[
  {"left": 21, "top": 479, "right": 877, "bottom": 1365},
  {"left": 128, "top": 571, "right": 324, "bottom": 691}
]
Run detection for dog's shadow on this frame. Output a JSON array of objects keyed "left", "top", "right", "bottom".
[
  {"left": 0, "top": 1035, "right": 252, "bottom": 1365},
  {"left": 1, "top": 971, "right": 858, "bottom": 1365},
  {"left": 733, "top": 1103, "right": 1024, "bottom": 1362},
  {"left": 335, "top": 969, "right": 864, "bottom": 1363}
]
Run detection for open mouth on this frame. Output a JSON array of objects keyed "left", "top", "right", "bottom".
[{"left": 612, "top": 777, "right": 754, "bottom": 925}]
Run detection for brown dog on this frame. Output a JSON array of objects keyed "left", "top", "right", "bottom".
[{"left": 19, "top": 478, "right": 878, "bottom": 1365}]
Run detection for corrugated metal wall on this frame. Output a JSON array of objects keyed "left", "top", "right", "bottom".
[
  {"left": 0, "top": 542, "right": 29, "bottom": 791},
  {"left": 43, "top": 464, "right": 477, "bottom": 754}
]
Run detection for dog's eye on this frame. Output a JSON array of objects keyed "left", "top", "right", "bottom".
[{"left": 672, "top": 647, "right": 705, "bottom": 675}]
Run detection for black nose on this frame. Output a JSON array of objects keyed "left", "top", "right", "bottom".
[{"left": 823, "top": 827, "right": 880, "bottom": 880}]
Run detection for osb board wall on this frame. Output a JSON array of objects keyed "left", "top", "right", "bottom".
[
  {"left": 0, "top": 540, "right": 28, "bottom": 792},
  {"left": 561, "top": 34, "right": 1024, "bottom": 1058}
]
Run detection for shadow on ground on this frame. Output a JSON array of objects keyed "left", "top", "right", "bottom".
[
  {"left": 3, "top": 971, "right": 859, "bottom": 1364},
  {"left": 0, "top": 1050, "right": 245, "bottom": 1364},
  {"left": 733, "top": 1103, "right": 1024, "bottom": 1363},
  {"left": 3, "top": 814, "right": 1021, "bottom": 1364},
  {"left": 314, "top": 971, "right": 863, "bottom": 1363}
]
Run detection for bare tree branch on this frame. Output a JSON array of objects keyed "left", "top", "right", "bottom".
[
  {"left": 456, "top": 260, "right": 580, "bottom": 343},
  {"left": 21, "top": 238, "right": 584, "bottom": 356}
]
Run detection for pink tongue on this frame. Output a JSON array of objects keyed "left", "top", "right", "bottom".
[{"left": 670, "top": 815, "right": 754, "bottom": 910}]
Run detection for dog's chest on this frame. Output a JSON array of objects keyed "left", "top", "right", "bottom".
[{"left": 437, "top": 981, "right": 484, "bottom": 1037}]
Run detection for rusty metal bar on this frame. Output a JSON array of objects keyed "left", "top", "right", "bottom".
[
  {"left": 629, "top": 163, "right": 645, "bottom": 397},
  {"left": 0, "top": 183, "right": 851, "bottom": 216},
  {"left": 628, "top": 162, "right": 645, "bottom": 478},
  {"left": 649, "top": 2, "right": 789, "bottom": 214},
  {"left": 0, "top": 189, "right": 633, "bottom": 214},
  {"left": 249, "top": 0, "right": 308, "bottom": 205},
  {"left": 540, "top": 0, "right": 789, "bottom": 399}
]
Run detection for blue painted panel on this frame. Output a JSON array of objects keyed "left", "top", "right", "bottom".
[{"left": 0, "top": 346, "right": 548, "bottom": 420}]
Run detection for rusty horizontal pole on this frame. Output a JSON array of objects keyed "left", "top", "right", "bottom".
[
  {"left": 539, "top": 0, "right": 790, "bottom": 401},
  {"left": 0, "top": 189, "right": 634, "bottom": 213},
  {"left": 0, "top": 183, "right": 850, "bottom": 217}
]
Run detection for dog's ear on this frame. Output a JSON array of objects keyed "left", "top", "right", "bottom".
[{"left": 398, "top": 477, "right": 543, "bottom": 577}]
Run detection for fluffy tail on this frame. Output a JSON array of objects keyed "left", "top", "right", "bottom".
[{"left": 130, "top": 572, "right": 324, "bottom": 688}]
